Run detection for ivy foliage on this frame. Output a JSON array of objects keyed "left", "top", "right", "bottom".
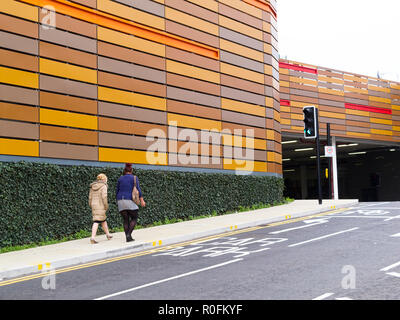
[{"left": 0, "top": 161, "right": 284, "bottom": 247}]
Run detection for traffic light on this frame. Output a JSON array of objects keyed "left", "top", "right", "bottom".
[{"left": 303, "top": 106, "right": 317, "bottom": 139}]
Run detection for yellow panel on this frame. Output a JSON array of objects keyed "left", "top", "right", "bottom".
[
  {"left": 291, "top": 101, "right": 318, "bottom": 109},
  {"left": 346, "top": 131, "right": 371, "bottom": 138},
  {"left": 0, "top": 138, "right": 38, "bottom": 157},
  {"left": 98, "top": 87, "right": 166, "bottom": 111},
  {"left": 165, "top": 7, "right": 218, "bottom": 35},
  {"left": 222, "top": 134, "right": 266, "bottom": 150},
  {"left": 219, "top": 39, "right": 263, "bottom": 62},
  {"left": 223, "top": 159, "right": 266, "bottom": 172},
  {"left": 220, "top": 63, "right": 263, "bottom": 84},
  {"left": 368, "top": 85, "right": 391, "bottom": 93},
  {"left": 40, "top": 58, "right": 97, "bottom": 84},
  {"left": 369, "top": 96, "right": 391, "bottom": 104},
  {"left": 262, "top": 21, "right": 271, "bottom": 33},
  {"left": 99, "top": 147, "right": 167, "bottom": 165},
  {"left": 264, "top": 43, "right": 272, "bottom": 55},
  {"left": 97, "top": 27, "right": 165, "bottom": 57},
  {"left": 290, "top": 126, "right": 303, "bottom": 131},
  {"left": 265, "top": 97, "right": 273, "bottom": 108},
  {"left": 281, "top": 119, "right": 291, "bottom": 125},
  {"left": 219, "top": 16, "right": 263, "bottom": 40},
  {"left": 318, "top": 87, "right": 344, "bottom": 96},
  {"left": 280, "top": 81, "right": 289, "bottom": 87},
  {"left": 167, "top": 60, "right": 220, "bottom": 84},
  {"left": 290, "top": 113, "right": 303, "bottom": 120},
  {"left": 1, "top": 0, "right": 38, "bottom": 21},
  {"left": 264, "top": 65, "right": 272, "bottom": 76},
  {"left": 98, "top": 0, "right": 165, "bottom": 30},
  {"left": 266, "top": 129, "right": 274, "bottom": 140},
  {"left": 221, "top": 98, "right": 265, "bottom": 117},
  {"left": 280, "top": 106, "right": 290, "bottom": 113},
  {"left": 267, "top": 152, "right": 281, "bottom": 163},
  {"left": 392, "top": 105, "right": 400, "bottom": 111},
  {"left": 40, "top": 108, "right": 98, "bottom": 130},
  {"left": 218, "top": 0, "right": 262, "bottom": 18},
  {"left": 318, "top": 75, "right": 344, "bottom": 85},
  {"left": 393, "top": 126, "right": 400, "bottom": 131},
  {"left": 345, "top": 109, "right": 369, "bottom": 117},
  {"left": 319, "top": 111, "right": 346, "bottom": 120},
  {"left": 390, "top": 83, "right": 400, "bottom": 90},
  {"left": 0, "top": 66, "right": 38, "bottom": 88},
  {"left": 370, "top": 118, "right": 392, "bottom": 125},
  {"left": 344, "top": 86, "right": 368, "bottom": 94},
  {"left": 343, "top": 74, "right": 368, "bottom": 83},
  {"left": 290, "top": 76, "right": 318, "bottom": 86},
  {"left": 370, "top": 129, "right": 392, "bottom": 136},
  {"left": 168, "top": 113, "right": 221, "bottom": 131}
]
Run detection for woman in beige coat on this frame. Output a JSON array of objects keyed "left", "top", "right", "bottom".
[{"left": 89, "top": 173, "right": 113, "bottom": 244}]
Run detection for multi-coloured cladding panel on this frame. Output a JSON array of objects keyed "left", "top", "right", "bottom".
[
  {"left": 0, "top": 0, "right": 281, "bottom": 175},
  {"left": 279, "top": 59, "right": 400, "bottom": 143}
]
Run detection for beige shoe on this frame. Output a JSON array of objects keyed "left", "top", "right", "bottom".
[
  {"left": 106, "top": 234, "right": 113, "bottom": 240},
  {"left": 90, "top": 238, "right": 98, "bottom": 244}
]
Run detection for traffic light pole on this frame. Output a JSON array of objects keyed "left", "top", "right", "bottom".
[{"left": 315, "top": 109, "right": 322, "bottom": 205}]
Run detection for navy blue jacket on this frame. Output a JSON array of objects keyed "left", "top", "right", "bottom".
[{"left": 116, "top": 174, "right": 143, "bottom": 201}]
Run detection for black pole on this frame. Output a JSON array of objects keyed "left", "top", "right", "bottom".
[
  {"left": 316, "top": 109, "right": 322, "bottom": 205},
  {"left": 327, "top": 123, "right": 332, "bottom": 199}
]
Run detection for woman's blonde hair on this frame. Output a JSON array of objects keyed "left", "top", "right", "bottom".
[{"left": 97, "top": 173, "right": 107, "bottom": 182}]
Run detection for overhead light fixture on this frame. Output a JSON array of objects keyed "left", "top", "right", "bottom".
[
  {"left": 310, "top": 155, "right": 326, "bottom": 159},
  {"left": 282, "top": 158, "right": 291, "bottom": 161},
  {"left": 295, "top": 148, "right": 314, "bottom": 152},
  {"left": 348, "top": 151, "right": 366, "bottom": 155},
  {"left": 282, "top": 140, "right": 297, "bottom": 144},
  {"left": 283, "top": 169, "right": 295, "bottom": 172},
  {"left": 389, "top": 149, "right": 396, "bottom": 152},
  {"left": 338, "top": 143, "right": 359, "bottom": 148}
]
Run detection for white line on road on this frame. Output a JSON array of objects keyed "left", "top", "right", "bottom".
[
  {"left": 313, "top": 292, "right": 334, "bottom": 300},
  {"left": 386, "top": 272, "right": 400, "bottom": 278},
  {"left": 380, "top": 260, "right": 400, "bottom": 272},
  {"left": 384, "top": 215, "right": 400, "bottom": 222},
  {"left": 358, "top": 202, "right": 390, "bottom": 208},
  {"left": 288, "top": 227, "right": 359, "bottom": 248},
  {"left": 269, "top": 219, "right": 328, "bottom": 235},
  {"left": 94, "top": 258, "right": 243, "bottom": 300},
  {"left": 390, "top": 233, "right": 400, "bottom": 237},
  {"left": 328, "top": 216, "right": 388, "bottom": 219}
]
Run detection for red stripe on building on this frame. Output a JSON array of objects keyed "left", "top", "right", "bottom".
[
  {"left": 345, "top": 103, "right": 392, "bottom": 115},
  {"left": 280, "top": 99, "right": 290, "bottom": 106},
  {"left": 279, "top": 62, "right": 318, "bottom": 74}
]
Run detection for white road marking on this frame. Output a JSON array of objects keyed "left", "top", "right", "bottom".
[
  {"left": 390, "top": 233, "right": 400, "bottom": 237},
  {"left": 380, "top": 260, "right": 400, "bottom": 272},
  {"left": 94, "top": 258, "right": 243, "bottom": 300},
  {"left": 386, "top": 272, "right": 400, "bottom": 278},
  {"left": 269, "top": 219, "right": 329, "bottom": 235},
  {"left": 335, "top": 297, "right": 353, "bottom": 300},
  {"left": 313, "top": 292, "right": 334, "bottom": 300},
  {"left": 359, "top": 202, "right": 390, "bottom": 208},
  {"left": 328, "top": 215, "right": 388, "bottom": 219},
  {"left": 384, "top": 215, "right": 400, "bottom": 222},
  {"left": 288, "top": 227, "right": 359, "bottom": 248}
]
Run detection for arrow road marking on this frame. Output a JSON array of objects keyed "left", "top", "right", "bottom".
[
  {"left": 313, "top": 292, "right": 334, "bottom": 300},
  {"left": 288, "top": 227, "right": 359, "bottom": 248},
  {"left": 269, "top": 219, "right": 329, "bottom": 235}
]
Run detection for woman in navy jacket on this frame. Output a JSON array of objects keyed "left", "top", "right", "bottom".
[{"left": 116, "top": 163, "right": 146, "bottom": 242}]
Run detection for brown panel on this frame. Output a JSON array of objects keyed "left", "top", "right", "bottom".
[
  {"left": 99, "top": 132, "right": 167, "bottom": 152},
  {"left": 167, "top": 73, "right": 220, "bottom": 96},
  {"left": 0, "top": 119, "right": 38, "bottom": 139},
  {"left": 134, "top": 121, "right": 167, "bottom": 137},
  {"left": 168, "top": 154, "right": 223, "bottom": 169},
  {"left": 98, "top": 102, "right": 166, "bottom": 124},
  {"left": 167, "top": 100, "right": 221, "bottom": 120},
  {"left": 40, "top": 125, "right": 98, "bottom": 145},
  {"left": 290, "top": 95, "right": 318, "bottom": 104},
  {"left": 39, "top": 42, "right": 97, "bottom": 69},
  {"left": 0, "top": 84, "right": 38, "bottom": 105},
  {"left": 318, "top": 93, "right": 345, "bottom": 102},
  {"left": 98, "top": 71, "right": 166, "bottom": 97},
  {"left": 40, "top": 75, "right": 97, "bottom": 99},
  {"left": 0, "top": 13, "right": 38, "bottom": 38},
  {"left": 222, "top": 110, "right": 265, "bottom": 128},
  {"left": 290, "top": 82, "right": 318, "bottom": 93},
  {"left": 97, "top": 41, "right": 165, "bottom": 70},
  {"left": 166, "top": 0, "right": 218, "bottom": 23},
  {"left": 39, "top": 12, "right": 96, "bottom": 38},
  {"left": 69, "top": 0, "right": 97, "bottom": 8},
  {"left": 318, "top": 105, "right": 346, "bottom": 114},
  {"left": 346, "top": 120, "right": 370, "bottom": 128},
  {"left": 165, "top": 20, "right": 219, "bottom": 48},
  {"left": 0, "top": 102, "right": 38, "bottom": 122},
  {"left": 221, "top": 74, "right": 264, "bottom": 95},
  {"left": 40, "top": 141, "right": 98, "bottom": 160},
  {"left": 219, "top": 3, "right": 262, "bottom": 30},
  {"left": 165, "top": 47, "right": 219, "bottom": 72},
  {"left": 0, "top": 48, "right": 38, "bottom": 72},
  {"left": 222, "top": 122, "right": 265, "bottom": 139},
  {"left": 99, "top": 117, "right": 135, "bottom": 135},
  {"left": 40, "top": 92, "right": 97, "bottom": 114},
  {"left": 368, "top": 101, "right": 391, "bottom": 109}
]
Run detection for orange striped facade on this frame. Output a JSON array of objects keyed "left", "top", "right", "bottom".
[
  {"left": 280, "top": 59, "right": 400, "bottom": 143},
  {"left": 0, "top": 0, "right": 280, "bottom": 174}
]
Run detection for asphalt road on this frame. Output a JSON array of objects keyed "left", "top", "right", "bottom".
[{"left": 1, "top": 201, "right": 400, "bottom": 302}]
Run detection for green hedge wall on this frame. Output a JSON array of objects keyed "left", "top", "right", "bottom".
[{"left": 0, "top": 161, "right": 284, "bottom": 247}]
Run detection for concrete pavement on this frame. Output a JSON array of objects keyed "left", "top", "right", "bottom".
[{"left": 0, "top": 199, "right": 358, "bottom": 281}]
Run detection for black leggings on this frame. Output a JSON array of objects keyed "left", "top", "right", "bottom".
[{"left": 120, "top": 210, "right": 138, "bottom": 236}]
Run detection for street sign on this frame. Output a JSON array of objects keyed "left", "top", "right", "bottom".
[{"left": 324, "top": 146, "right": 336, "bottom": 157}]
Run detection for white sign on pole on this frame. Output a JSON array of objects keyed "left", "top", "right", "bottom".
[{"left": 324, "top": 146, "right": 336, "bottom": 157}]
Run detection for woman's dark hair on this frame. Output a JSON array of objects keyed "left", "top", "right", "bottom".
[{"left": 123, "top": 163, "right": 133, "bottom": 175}]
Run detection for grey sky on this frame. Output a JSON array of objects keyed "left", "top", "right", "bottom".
[{"left": 277, "top": 0, "right": 400, "bottom": 82}]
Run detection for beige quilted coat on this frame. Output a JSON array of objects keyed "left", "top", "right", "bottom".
[{"left": 89, "top": 181, "right": 109, "bottom": 221}]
